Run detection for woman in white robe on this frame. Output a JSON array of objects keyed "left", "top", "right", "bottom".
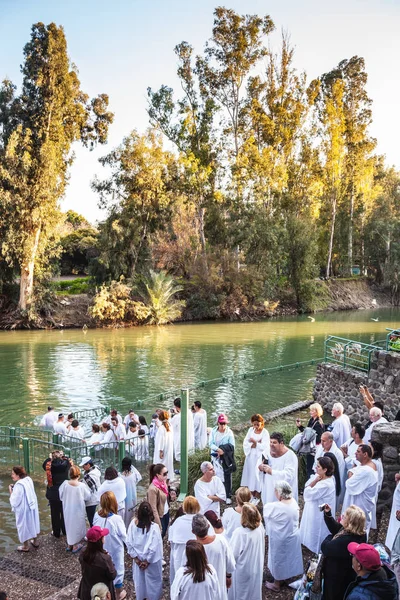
[
  {"left": 241, "top": 415, "right": 269, "bottom": 496},
  {"left": 386, "top": 477, "right": 400, "bottom": 550},
  {"left": 169, "top": 496, "right": 200, "bottom": 584},
  {"left": 153, "top": 410, "right": 174, "bottom": 480},
  {"left": 93, "top": 490, "right": 127, "bottom": 597},
  {"left": 171, "top": 540, "right": 223, "bottom": 600},
  {"left": 119, "top": 456, "right": 142, "bottom": 529},
  {"left": 300, "top": 456, "right": 337, "bottom": 555},
  {"left": 222, "top": 486, "right": 251, "bottom": 541},
  {"left": 229, "top": 503, "right": 265, "bottom": 600},
  {"left": 9, "top": 466, "right": 40, "bottom": 551},
  {"left": 59, "top": 465, "right": 91, "bottom": 552},
  {"left": 127, "top": 500, "right": 163, "bottom": 600},
  {"left": 193, "top": 404, "right": 208, "bottom": 450},
  {"left": 263, "top": 481, "right": 303, "bottom": 591},
  {"left": 98, "top": 467, "right": 127, "bottom": 519}
]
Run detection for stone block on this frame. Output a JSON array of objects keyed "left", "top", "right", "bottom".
[
  {"left": 385, "top": 375, "right": 394, "bottom": 387},
  {"left": 383, "top": 446, "right": 399, "bottom": 461}
]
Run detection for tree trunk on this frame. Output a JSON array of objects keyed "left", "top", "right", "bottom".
[
  {"left": 326, "top": 196, "right": 337, "bottom": 279},
  {"left": 197, "top": 206, "right": 208, "bottom": 272},
  {"left": 18, "top": 226, "right": 41, "bottom": 311},
  {"left": 348, "top": 188, "right": 354, "bottom": 276}
]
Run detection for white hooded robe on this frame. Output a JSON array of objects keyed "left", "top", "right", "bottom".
[
  {"left": 9, "top": 477, "right": 40, "bottom": 544},
  {"left": 193, "top": 410, "right": 208, "bottom": 450},
  {"left": 93, "top": 512, "right": 127, "bottom": 586},
  {"left": 228, "top": 524, "right": 265, "bottom": 600},
  {"left": 264, "top": 498, "right": 303, "bottom": 581},
  {"left": 241, "top": 428, "right": 270, "bottom": 492},
  {"left": 299, "top": 476, "right": 336, "bottom": 554},
  {"left": 59, "top": 480, "right": 91, "bottom": 546}
]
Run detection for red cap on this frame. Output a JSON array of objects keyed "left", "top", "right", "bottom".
[
  {"left": 86, "top": 525, "right": 109, "bottom": 542},
  {"left": 348, "top": 543, "right": 381, "bottom": 571},
  {"left": 218, "top": 413, "right": 229, "bottom": 424}
]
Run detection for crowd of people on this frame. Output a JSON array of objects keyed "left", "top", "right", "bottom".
[{"left": 6, "top": 387, "right": 400, "bottom": 600}]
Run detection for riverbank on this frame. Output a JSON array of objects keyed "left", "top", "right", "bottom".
[{"left": 0, "top": 277, "right": 392, "bottom": 330}]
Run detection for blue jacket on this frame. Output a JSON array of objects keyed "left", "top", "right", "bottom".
[{"left": 344, "top": 565, "right": 398, "bottom": 600}]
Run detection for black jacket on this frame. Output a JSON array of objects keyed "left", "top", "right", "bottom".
[
  {"left": 219, "top": 443, "right": 236, "bottom": 474},
  {"left": 321, "top": 512, "right": 366, "bottom": 600},
  {"left": 42, "top": 457, "right": 70, "bottom": 501},
  {"left": 344, "top": 565, "right": 398, "bottom": 600}
]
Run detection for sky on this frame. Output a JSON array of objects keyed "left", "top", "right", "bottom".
[{"left": 0, "top": 0, "right": 399, "bottom": 223}]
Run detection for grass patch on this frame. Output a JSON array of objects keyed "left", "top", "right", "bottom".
[{"left": 51, "top": 277, "right": 92, "bottom": 295}]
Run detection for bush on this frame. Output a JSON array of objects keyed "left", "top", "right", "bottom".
[
  {"left": 89, "top": 280, "right": 149, "bottom": 324},
  {"left": 51, "top": 277, "right": 92, "bottom": 295}
]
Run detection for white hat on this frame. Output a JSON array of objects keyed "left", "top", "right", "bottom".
[{"left": 79, "top": 456, "right": 93, "bottom": 467}]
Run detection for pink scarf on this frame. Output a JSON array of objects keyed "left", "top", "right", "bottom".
[{"left": 152, "top": 477, "right": 168, "bottom": 496}]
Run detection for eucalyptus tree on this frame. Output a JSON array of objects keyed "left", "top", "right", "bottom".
[{"left": 0, "top": 22, "right": 113, "bottom": 312}]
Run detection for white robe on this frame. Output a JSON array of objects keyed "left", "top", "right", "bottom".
[
  {"left": 331, "top": 414, "right": 352, "bottom": 448},
  {"left": 313, "top": 441, "right": 346, "bottom": 509},
  {"left": 171, "top": 411, "right": 195, "bottom": 461},
  {"left": 193, "top": 410, "right": 208, "bottom": 450},
  {"left": 98, "top": 476, "right": 127, "bottom": 513},
  {"left": 41, "top": 410, "right": 58, "bottom": 428},
  {"left": 120, "top": 467, "right": 142, "bottom": 529},
  {"left": 363, "top": 417, "right": 388, "bottom": 444},
  {"left": 10, "top": 477, "right": 40, "bottom": 544},
  {"left": 127, "top": 521, "right": 163, "bottom": 600},
  {"left": 264, "top": 499, "right": 303, "bottom": 581},
  {"left": 202, "top": 536, "right": 236, "bottom": 600},
  {"left": 59, "top": 481, "right": 91, "bottom": 545},
  {"left": 342, "top": 465, "right": 378, "bottom": 536},
  {"left": 53, "top": 421, "right": 68, "bottom": 435},
  {"left": 221, "top": 508, "right": 242, "bottom": 541},
  {"left": 136, "top": 436, "right": 150, "bottom": 461},
  {"left": 168, "top": 513, "right": 197, "bottom": 583},
  {"left": 342, "top": 438, "right": 359, "bottom": 473},
  {"left": 241, "top": 428, "right": 270, "bottom": 492},
  {"left": 93, "top": 512, "right": 127, "bottom": 586},
  {"left": 371, "top": 458, "right": 384, "bottom": 529},
  {"left": 89, "top": 431, "right": 104, "bottom": 451},
  {"left": 228, "top": 525, "right": 265, "bottom": 600},
  {"left": 171, "top": 565, "right": 223, "bottom": 600},
  {"left": 256, "top": 449, "right": 298, "bottom": 505},
  {"left": 300, "top": 476, "right": 336, "bottom": 554},
  {"left": 194, "top": 477, "right": 226, "bottom": 516},
  {"left": 386, "top": 481, "right": 400, "bottom": 550},
  {"left": 153, "top": 425, "right": 174, "bottom": 478}
]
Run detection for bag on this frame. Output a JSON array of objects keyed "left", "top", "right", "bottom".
[
  {"left": 298, "top": 427, "right": 317, "bottom": 456},
  {"left": 290, "top": 432, "right": 304, "bottom": 452}
]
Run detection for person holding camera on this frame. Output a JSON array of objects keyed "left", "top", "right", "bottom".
[
  {"left": 296, "top": 403, "right": 324, "bottom": 479},
  {"left": 42, "top": 450, "right": 71, "bottom": 538}
]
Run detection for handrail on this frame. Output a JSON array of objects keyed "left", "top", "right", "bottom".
[{"left": 324, "top": 336, "right": 381, "bottom": 373}]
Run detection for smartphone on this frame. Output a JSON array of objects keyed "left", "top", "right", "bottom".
[{"left": 319, "top": 503, "right": 327, "bottom": 512}]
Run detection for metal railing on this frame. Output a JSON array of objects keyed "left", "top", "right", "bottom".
[
  {"left": 386, "top": 328, "right": 400, "bottom": 352},
  {"left": 324, "top": 336, "right": 382, "bottom": 373}
]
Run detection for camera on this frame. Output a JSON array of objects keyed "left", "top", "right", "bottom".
[{"left": 319, "top": 503, "right": 327, "bottom": 512}]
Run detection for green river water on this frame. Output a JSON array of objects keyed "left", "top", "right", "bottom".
[{"left": 0, "top": 307, "right": 399, "bottom": 552}]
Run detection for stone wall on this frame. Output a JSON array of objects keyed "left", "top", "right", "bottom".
[
  {"left": 372, "top": 421, "right": 400, "bottom": 511},
  {"left": 313, "top": 349, "right": 400, "bottom": 422}
]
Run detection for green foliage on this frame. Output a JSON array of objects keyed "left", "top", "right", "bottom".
[
  {"left": 137, "top": 270, "right": 185, "bottom": 325},
  {"left": 89, "top": 280, "right": 149, "bottom": 325},
  {"left": 51, "top": 277, "right": 92, "bottom": 295}
]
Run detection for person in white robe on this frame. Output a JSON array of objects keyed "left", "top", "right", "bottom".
[
  {"left": 194, "top": 461, "right": 226, "bottom": 516},
  {"left": 171, "top": 398, "right": 195, "bottom": 462},
  {"left": 370, "top": 440, "right": 384, "bottom": 530},
  {"left": 241, "top": 415, "right": 270, "bottom": 497},
  {"left": 127, "top": 500, "right": 163, "bottom": 600},
  {"left": 59, "top": 465, "right": 91, "bottom": 551},
  {"left": 40, "top": 406, "right": 58, "bottom": 429},
  {"left": 119, "top": 456, "right": 142, "bottom": 529},
  {"left": 111, "top": 417, "right": 126, "bottom": 447},
  {"left": 263, "top": 481, "right": 303, "bottom": 591},
  {"left": 363, "top": 407, "right": 388, "bottom": 444},
  {"left": 386, "top": 475, "right": 400, "bottom": 550},
  {"left": 100, "top": 423, "right": 115, "bottom": 450},
  {"left": 342, "top": 444, "right": 379, "bottom": 537},
  {"left": 88, "top": 424, "right": 104, "bottom": 452},
  {"left": 98, "top": 467, "right": 127, "bottom": 518},
  {"left": 104, "top": 409, "right": 123, "bottom": 426},
  {"left": 153, "top": 410, "right": 174, "bottom": 480},
  {"left": 93, "top": 490, "right": 127, "bottom": 596},
  {"left": 299, "top": 456, "right": 337, "bottom": 554},
  {"left": 169, "top": 496, "right": 202, "bottom": 584},
  {"left": 67, "top": 419, "right": 86, "bottom": 443},
  {"left": 9, "top": 467, "right": 40, "bottom": 551},
  {"left": 53, "top": 413, "right": 68, "bottom": 435},
  {"left": 123, "top": 410, "right": 140, "bottom": 431},
  {"left": 229, "top": 503, "right": 265, "bottom": 600},
  {"left": 256, "top": 432, "right": 298, "bottom": 505},
  {"left": 313, "top": 432, "right": 346, "bottom": 509},
  {"left": 193, "top": 401, "right": 208, "bottom": 450},
  {"left": 136, "top": 430, "right": 150, "bottom": 461},
  {"left": 171, "top": 540, "right": 223, "bottom": 600},
  {"left": 192, "top": 514, "right": 236, "bottom": 600},
  {"left": 340, "top": 423, "right": 365, "bottom": 473},
  {"left": 329, "top": 403, "right": 352, "bottom": 448},
  {"left": 222, "top": 486, "right": 252, "bottom": 541}
]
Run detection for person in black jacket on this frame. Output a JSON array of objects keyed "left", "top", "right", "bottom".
[
  {"left": 296, "top": 403, "right": 325, "bottom": 479},
  {"left": 345, "top": 542, "right": 398, "bottom": 600},
  {"left": 320, "top": 503, "right": 367, "bottom": 600},
  {"left": 42, "top": 450, "right": 71, "bottom": 537}
]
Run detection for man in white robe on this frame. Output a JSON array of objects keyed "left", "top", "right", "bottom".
[
  {"left": 313, "top": 431, "right": 346, "bottom": 508},
  {"left": 171, "top": 397, "right": 194, "bottom": 462},
  {"left": 363, "top": 407, "right": 388, "bottom": 444},
  {"left": 193, "top": 401, "right": 208, "bottom": 450},
  {"left": 340, "top": 422, "right": 365, "bottom": 472},
  {"left": 329, "top": 402, "right": 352, "bottom": 448},
  {"left": 40, "top": 406, "right": 58, "bottom": 429},
  {"left": 194, "top": 461, "right": 226, "bottom": 516},
  {"left": 192, "top": 514, "right": 235, "bottom": 600},
  {"left": 256, "top": 432, "right": 298, "bottom": 505},
  {"left": 104, "top": 408, "right": 123, "bottom": 426},
  {"left": 123, "top": 409, "right": 140, "bottom": 431},
  {"left": 342, "top": 444, "right": 379, "bottom": 536},
  {"left": 53, "top": 413, "right": 68, "bottom": 435}
]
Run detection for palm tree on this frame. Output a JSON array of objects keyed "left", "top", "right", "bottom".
[{"left": 140, "top": 270, "right": 185, "bottom": 325}]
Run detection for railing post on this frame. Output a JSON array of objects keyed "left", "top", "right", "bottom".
[
  {"left": 52, "top": 433, "right": 60, "bottom": 445},
  {"left": 22, "top": 438, "right": 30, "bottom": 474},
  {"left": 9, "top": 427, "right": 16, "bottom": 448},
  {"left": 118, "top": 441, "right": 125, "bottom": 471},
  {"left": 178, "top": 388, "right": 189, "bottom": 501}
]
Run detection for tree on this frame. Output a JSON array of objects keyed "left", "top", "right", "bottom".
[
  {"left": 0, "top": 22, "right": 113, "bottom": 312},
  {"left": 138, "top": 270, "right": 185, "bottom": 325}
]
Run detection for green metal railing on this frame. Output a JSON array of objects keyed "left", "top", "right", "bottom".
[
  {"left": 324, "top": 336, "right": 383, "bottom": 373},
  {"left": 386, "top": 328, "right": 400, "bottom": 352}
]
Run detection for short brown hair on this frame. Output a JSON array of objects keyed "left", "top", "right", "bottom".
[
  {"left": 70, "top": 465, "right": 81, "bottom": 479},
  {"left": 235, "top": 486, "right": 251, "bottom": 506},
  {"left": 99, "top": 491, "right": 118, "bottom": 517},
  {"left": 250, "top": 414, "right": 264, "bottom": 427},
  {"left": 12, "top": 466, "right": 27, "bottom": 479},
  {"left": 241, "top": 503, "right": 261, "bottom": 530},
  {"left": 183, "top": 496, "right": 200, "bottom": 515}
]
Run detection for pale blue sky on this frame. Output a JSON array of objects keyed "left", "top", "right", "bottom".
[{"left": 1, "top": 0, "right": 399, "bottom": 223}]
